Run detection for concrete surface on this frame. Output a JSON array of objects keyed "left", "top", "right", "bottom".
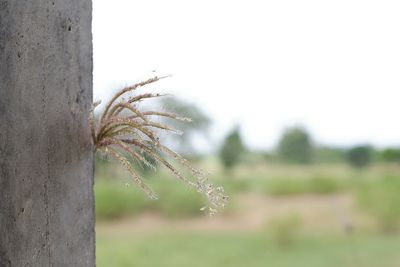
[{"left": 0, "top": 0, "right": 94, "bottom": 266}]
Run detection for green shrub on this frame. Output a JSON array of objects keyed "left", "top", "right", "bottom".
[
  {"left": 264, "top": 178, "right": 308, "bottom": 196},
  {"left": 381, "top": 148, "right": 400, "bottom": 163},
  {"left": 346, "top": 145, "right": 372, "bottom": 168},
  {"left": 263, "top": 177, "right": 343, "bottom": 196},
  {"left": 219, "top": 127, "right": 246, "bottom": 170},
  {"left": 278, "top": 127, "right": 314, "bottom": 164},
  {"left": 95, "top": 180, "right": 149, "bottom": 220},
  {"left": 308, "top": 176, "right": 343, "bottom": 194},
  {"left": 95, "top": 178, "right": 207, "bottom": 220},
  {"left": 357, "top": 176, "right": 400, "bottom": 233}
]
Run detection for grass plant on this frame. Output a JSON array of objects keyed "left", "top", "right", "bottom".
[{"left": 90, "top": 76, "right": 228, "bottom": 214}]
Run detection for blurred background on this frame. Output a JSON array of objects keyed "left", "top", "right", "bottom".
[{"left": 93, "top": 0, "right": 400, "bottom": 266}]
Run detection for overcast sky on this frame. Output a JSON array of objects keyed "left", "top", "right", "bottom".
[{"left": 93, "top": 0, "right": 400, "bottom": 151}]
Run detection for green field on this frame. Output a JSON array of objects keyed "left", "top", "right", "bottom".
[
  {"left": 97, "top": 230, "right": 400, "bottom": 267},
  {"left": 95, "top": 161, "right": 400, "bottom": 266}
]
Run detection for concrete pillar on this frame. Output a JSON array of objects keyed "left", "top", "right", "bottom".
[{"left": 0, "top": 1, "right": 94, "bottom": 266}]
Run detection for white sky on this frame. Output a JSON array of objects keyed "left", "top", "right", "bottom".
[{"left": 93, "top": 0, "right": 400, "bottom": 151}]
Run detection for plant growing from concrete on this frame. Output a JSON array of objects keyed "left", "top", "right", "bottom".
[{"left": 89, "top": 76, "right": 228, "bottom": 214}]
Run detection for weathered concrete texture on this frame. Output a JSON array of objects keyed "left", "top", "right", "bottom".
[{"left": 0, "top": 0, "right": 94, "bottom": 266}]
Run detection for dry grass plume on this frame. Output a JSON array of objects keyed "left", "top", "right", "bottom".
[{"left": 90, "top": 76, "right": 228, "bottom": 215}]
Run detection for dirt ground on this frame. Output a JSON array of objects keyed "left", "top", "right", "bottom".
[{"left": 97, "top": 193, "right": 367, "bottom": 234}]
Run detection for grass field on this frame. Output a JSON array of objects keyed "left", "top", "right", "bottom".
[
  {"left": 97, "top": 230, "right": 400, "bottom": 267},
  {"left": 95, "top": 161, "right": 400, "bottom": 266}
]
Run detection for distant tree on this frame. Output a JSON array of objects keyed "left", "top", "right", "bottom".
[
  {"left": 346, "top": 145, "right": 372, "bottom": 168},
  {"left": 278, "top": 127, "right": 313, "bottom": 164},
  {"left": 220, "top": 127, "right": 246, "bottom": 170},
  {"left": 381, "top": 148, "right": 400, "bottom": 163},
  {"left": 159, "top": 98, "right": 212, "bottom": 155}
]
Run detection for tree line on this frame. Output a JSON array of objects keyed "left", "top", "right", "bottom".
[
  {"left": 144, "top": 98, "right": 400, "bottom": 170},
  {"left": 219, "top": 126, "right": 400, "bottom": 170}
]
